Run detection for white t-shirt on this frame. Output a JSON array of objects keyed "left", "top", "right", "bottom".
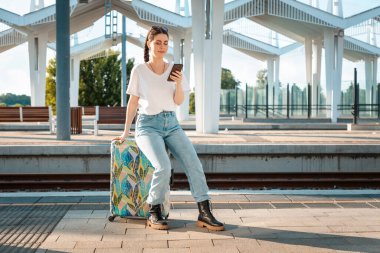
[{"left": 126, "top": 62, "right": 190, "bottom": 115}]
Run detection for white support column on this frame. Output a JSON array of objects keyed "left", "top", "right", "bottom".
[
  {"left": 327, "top": 0, "right": 332, "bottom": 13},
  {"left": 173, "top": 34, "right": 185, "bottom": 122},
  {"left": 192, "top": 0, "right": 205, "bottom": 132},
  {"left": 192, "top": 0, "right": 224, "bottom": 133},
  {"left": 371, "top": 20, "right": 377, "bottom": 46},
  {"left": 30, "top": 0, "right": 44, "bottom": 11},
  {"left": 203, "top": 0, "right": 224, "bottom": 133},
  {"left": 373, "top": 58, "right": 378, "bottom": 103},
  {"left": 365, "top": 58, "right": 373, "bottom": 105},
  {"left": 305, "top": 38, "right": 313, "bottom": 115},
  {"left": 172, "top": 34, "right": 181, "bottom": 63},
  {"left": 28, "top": 32, "right": 48, "bottom": 106},
  {"left": 333, "top": 31, "right": 343, "bottom": 122},
  {"left": 312, "top": 39, "right": 322, "bottom": 113},
  {"left": 327, "top": 0, "right": 343, "bottom": 17},
  {"left": 175, "top": 0, "right": 181, "bottom": 14},
  {"left": 183, "top": 30, "right": 192, "bottom": 82},
  {"left": 184, "top": 0, "right": 190, "bottom": 16},
  {"left": 267, "top": 58, "right": 274, "bottom": 107},
  {"left": 324, "top": 29, "right": 334, "bottom": 120},
  {"left": 176, "top": 30, "right": 192, "bottom": 122},
  {"left": 274, "top": 56, "right": 280, "bottom": 106},
  {"left": 305, "top": 37, "right": 312, "bottom": 91},
  {"left": 334, "top": 0, "right": 343, "bottom": 17},
  {"left": 70, "top": 56, "right": 80, "bottom": 107},
  {"left": 310, "top": 0, "right": 320, "bottom": 8}
]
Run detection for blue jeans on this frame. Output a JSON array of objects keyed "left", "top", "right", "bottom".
[{"left": 135, "top": 111, "right": 210, "bottom": 205}]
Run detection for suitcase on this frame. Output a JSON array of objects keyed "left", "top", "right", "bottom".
[{"left": 108, "top": 139, "right": 171, "bottom": 221}]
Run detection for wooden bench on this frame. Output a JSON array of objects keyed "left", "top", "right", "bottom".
[
  {"left": 22, "top": 107, "right": 50, "bottom": 122},
  {"left": 0, "top": 106, "right": 53, "bottom": 133},
  {"left": 71, "top": 107, "right": 82, "bottom": 134},
  {"left": 82, "top": 106, "right": 96, "bottom": 116},
  {"left": 94, "top": 106, "right": 127, "bottom": 135},
  {"left": 0, "top": 107, "right": 20, "bottom": 122}
]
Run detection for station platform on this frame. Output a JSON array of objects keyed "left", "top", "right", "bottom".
[
  {"left": 1, "top": 122, "right": 380, "bottom": 252},
  {"left": 1, "top": 190, "right": 380, "bottom": 253},
  {"left": 1, "top": 126, "right": 380, "bottom": 175}
]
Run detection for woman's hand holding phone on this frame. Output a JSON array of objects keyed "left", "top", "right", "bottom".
[
  {"left": 168, "top": 64, "right": 183, "bottom": 86},
  {"left": 170, "top": 71, "right": 183, "bottom": 86}
]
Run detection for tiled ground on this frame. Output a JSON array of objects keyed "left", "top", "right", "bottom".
[
  {"left": 1, "top": 193, "right": 380, "bottom": 253},
  {"left": 36, "top": 207, "right": 380, "bottom": 253}
]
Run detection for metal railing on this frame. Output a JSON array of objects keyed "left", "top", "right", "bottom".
[{"left": 220, "top": 83, "right": 380, "bottom": 120}]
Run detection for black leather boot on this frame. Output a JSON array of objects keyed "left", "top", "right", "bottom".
[
  {"left": 147, "top": 204, "right": 169, "bottom": 230},
  {"left": 197, "top": 200, "right": 224, "bottom": 231}
]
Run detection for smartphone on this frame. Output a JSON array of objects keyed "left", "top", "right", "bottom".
[{"left": 167, "top": 63, "right": 183, "bottom": 81}]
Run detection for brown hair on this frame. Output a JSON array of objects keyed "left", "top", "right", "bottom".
[{"left": 144, "top": 26, "right": 169, "bottom": 62}]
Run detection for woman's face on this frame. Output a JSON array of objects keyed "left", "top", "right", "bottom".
[{"left": 148, "top": 33, "right": 169, "bottom": 59}]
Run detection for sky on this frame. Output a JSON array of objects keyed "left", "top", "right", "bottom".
[{"left": 0, "top": 0, "right": 379, "bottom": 97}]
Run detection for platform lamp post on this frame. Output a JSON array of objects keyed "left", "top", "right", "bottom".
[
  {"left": 377, "top": 84, "right": 380, "bottom": 119},
  {"left": 56, "top": 0, "right": 71, "bottom": 140},
  {"left": 245, "top": 83, "right": 248, "bottom": 119},
  {"left": 352, "top": 68, "right": 359, "bottom": 124},
  {"left": 235, "top": 85, "right": 238, "bottom": 117},
  {"left": 121, "top": 15, "right": 127, "bottom": 106}
]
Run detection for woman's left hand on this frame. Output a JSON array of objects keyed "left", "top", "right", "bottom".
[{"left": 169, "top": 71, "right": 182, "bottom": 86}]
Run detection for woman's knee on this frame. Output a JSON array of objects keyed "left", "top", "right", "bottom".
[{"left": 152, "top": 160, "right": 172, "bottom": 177}]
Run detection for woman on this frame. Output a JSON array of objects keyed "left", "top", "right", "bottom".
[{"left": 113, "top": 26, "right": 224, "bottom": 231}]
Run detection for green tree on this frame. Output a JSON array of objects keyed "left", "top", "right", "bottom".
[
  {"left": 125, "top": 58, "right": 135, "bottom": 104},
  {"left": 189, "top": 92, "right": 195, "bottom": 114},
  {"left": 0, "top": 93, "right": 30, "bottom": 106},
  {"left": 45, "top": 51, "right": 134, "bottom": 110},
  {"left": 221, "top": 68, "right": 240, "bottom": 89},
  {"left": 79, "top": 51, "right": 134, "bottom": 106},
  {"left": 45, "top": 58, "right": 57, "bottom": 112},
  {"left": 256, "top": 69, "right": 267, "bottom": 89}
]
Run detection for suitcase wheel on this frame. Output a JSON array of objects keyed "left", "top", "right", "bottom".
[{"left": 108, "top": 215, "right": 116, "bottom": 222}]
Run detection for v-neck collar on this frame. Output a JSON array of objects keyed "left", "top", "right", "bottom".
[{"left": 144, "top": 62, "right": 172, "bottom": 77}]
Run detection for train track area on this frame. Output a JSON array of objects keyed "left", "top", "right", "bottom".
[{"left": 1, "top": 172, "right": 380, "bottom": 191}]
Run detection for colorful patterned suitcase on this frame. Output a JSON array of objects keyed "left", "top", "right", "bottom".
[{"left": 108, "top": 139, "right": 170, "bottom": 221}]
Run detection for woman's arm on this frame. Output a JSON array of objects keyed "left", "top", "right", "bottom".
[
  {"left": 117, "top": 95, "right": 139, "bottom": 140},
  {"left": 171, "top": 71, "right": 184, "bottom": 105}
]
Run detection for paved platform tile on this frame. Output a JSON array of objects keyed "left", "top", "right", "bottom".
[
  {"left": 75, "top": 241, "right": 121, "bottom": 249},
  {"left": 125, "top": 228, "right": 167, "bottom": 235},
  {"left": 304, "top": 203, "right": 340, "bottom": 208},
  {"left": 38, "top": 196, "right": 82, "bottom": 203},
  {"left": 80, "top": 196, "right": 109, "bottom": 203},
  {"left": 168, "top": 239, "right": 213, "bottom": 248},
  {"left": 102, "top": 234, "right": 146, "bottom": 242},
  {"left": 122, "top": 239, "right": 168, "bottom": 248},
  {"left": 245, "top": 194, "right": 291, "bottom": 202},
  {"left": 70, "top": 204, "right": 108, "bottom": 210},
  {"left": 147, "top": 232, "right": 190, "bottom": 241},
  {"left": 40, "top": 241, "right": 77, "bottom": 249},
  {"left": 210, "top": 194, "right": 249, "bottom": 202},
  {"left": 96, "top": 249, "right": 142, "bottom": 253},
  {"left": 190, "top": 245, "right": 239, "bottom": 253},
  {"left": 239, "top": 203, "right": 273, "bottom": 209},
  {"left": 0, "top": 197, "right": 40, "bottom": 204},
  {"left": 368, "top": 202, "right": 380, "bottom": 208},
  {"left": 272, "top": 203, "right": 307, "bottom": 209},
  {"left": 212, "top": 238, "right": 260, "bottom": 247},
  {"left": 336, "top": 202, "right": 375, "bottom": 208},
  {"left": 56, "top": 230, "right": 103, "bottom": 243}
]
